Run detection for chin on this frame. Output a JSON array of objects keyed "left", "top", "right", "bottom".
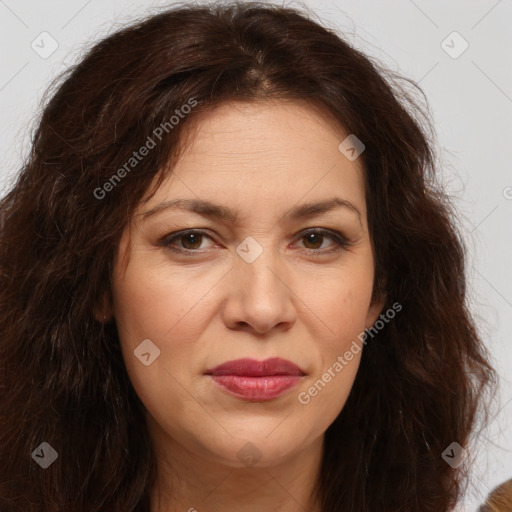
[{"left": 198, "top": 430, "right": 307, "bottom": 469}]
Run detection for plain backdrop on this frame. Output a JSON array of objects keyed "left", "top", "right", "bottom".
[{"left": 1, "top": 0, "right": 511, "bottom": 509}]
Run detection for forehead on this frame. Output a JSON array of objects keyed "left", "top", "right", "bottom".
[
  {"left": 177, "top": 99, "right": 347, "bottom": 158},
  {"left": 138, "top": 99, "right": 367, "bottom": 215}
]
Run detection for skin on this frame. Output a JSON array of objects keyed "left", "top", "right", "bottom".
[{"left": 100, "top": 99, "right": 385, "bottom": 512}]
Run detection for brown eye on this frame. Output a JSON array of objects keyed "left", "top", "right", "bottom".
[
  {"left": 296, "top": 229, "right": 349, "bottom": 254},
  {"left": 179, "top": 232, "right": 204, "bottom": 250},
  {"left": 302, "top": 232, "right": 325, "bottom": 250},
  {"left": 159, "top": 229, "right": 215, "bottom": 253}
]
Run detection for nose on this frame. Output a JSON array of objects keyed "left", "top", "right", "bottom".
[{"left": 221, "top": 245, "right": 297, "bottom": 335}]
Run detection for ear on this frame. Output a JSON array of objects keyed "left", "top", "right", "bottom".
[
  {"left": 93, "top": 290, "right": 113, "bottom": 323},
  {"left": 364, "top": 293, "right": 386, "bottom": 330}
]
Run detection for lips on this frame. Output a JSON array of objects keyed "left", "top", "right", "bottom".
[
  {"left": 205, "top": 358, "right": 305, "bottom": 401},
  {"left": 206, "top": 357, "right": 305, "bottom": 377}
]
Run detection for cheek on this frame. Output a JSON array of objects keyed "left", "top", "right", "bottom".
[
  {"left": 112, "top": 257, "right": 220, "bottom": 348},
  {"left": 110, "top": 259, "right": 221, "bottom": 408},
  {"left": 305, "top": 262, "right": 375, "bottom": 345},
  {"left": 111, "top": 266, "right": 202, "bottom": 434},
  {"left": 296, "top": 289, "right": 367, "bottom": 422},
  {"left": 297, "top": 259, "right": 373, "bottom": 409},
  {"left": 298, "top": 350, "right": 361, "bottom": 426}
]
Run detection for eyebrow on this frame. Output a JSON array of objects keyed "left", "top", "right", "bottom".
[{"left": 140, "top": 197, "right": 362, "bottom": 225}]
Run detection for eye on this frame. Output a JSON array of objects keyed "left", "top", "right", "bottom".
[
  {"left": 294, "top": 229, "right": 350, "bottom": 254},
  {"left": 160, "top": 229, "right": 215, "bottom": 252}
]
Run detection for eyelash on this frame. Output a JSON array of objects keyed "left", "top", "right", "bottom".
[{"left": 158, "top": 228, "right": 350, "bottom": 256}]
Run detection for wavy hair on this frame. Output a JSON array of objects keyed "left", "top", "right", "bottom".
[{"left": 0, "top": 2, "right": 496, "bottom": 511}]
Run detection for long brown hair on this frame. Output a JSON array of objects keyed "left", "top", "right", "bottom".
[{"left": 0, "top": 2, "right": 497, "bottom": 510}]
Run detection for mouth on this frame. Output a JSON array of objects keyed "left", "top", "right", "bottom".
[{"left": 205, "top": 357, "right": 306, "bottom": 401}]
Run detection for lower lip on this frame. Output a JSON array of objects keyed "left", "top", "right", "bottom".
[{"left": 209, "top": 375, "right": 302, "bottom": 401}]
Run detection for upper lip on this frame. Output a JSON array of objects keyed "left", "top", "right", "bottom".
[{"left": 205, "top": 357, "right": 306, "bottom": 377}]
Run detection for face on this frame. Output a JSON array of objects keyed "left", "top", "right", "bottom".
[{"left": 107, "top": 100, "right": 384, "bottom": 469}]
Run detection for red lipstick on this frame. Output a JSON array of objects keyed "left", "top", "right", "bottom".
[{"left": 205, "top": 357, "right": 305, "bottom": 401}]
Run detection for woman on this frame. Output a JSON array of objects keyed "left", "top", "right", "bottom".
[{"left": 0, "top": 2, "right": 497, "bottom": 511}]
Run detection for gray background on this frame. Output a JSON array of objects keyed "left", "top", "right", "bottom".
[{"left": 1, "top": 0, "right": 511, "bottom": 509}]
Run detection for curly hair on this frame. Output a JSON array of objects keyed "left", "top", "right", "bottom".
[{"left": 0, "top": 2, "right": 496, "bottom": 511}]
